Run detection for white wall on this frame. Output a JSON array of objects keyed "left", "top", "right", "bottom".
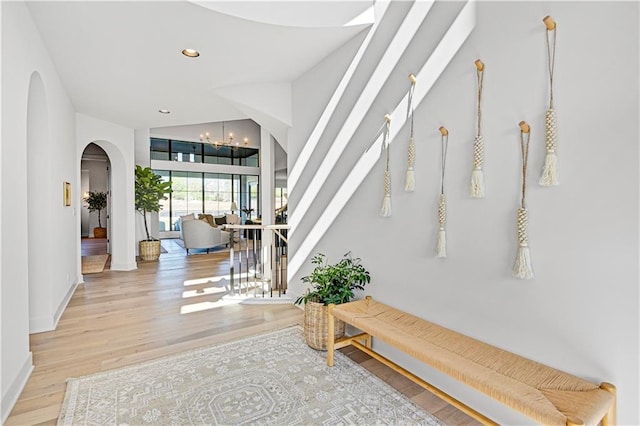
[
  {"left": 134, "top": 128, "right": 152, "bottom": 245},
  {"left": 288, "top": 2, "right": 639, "bottom": 424},
  {"left": 1, "top": 1, "right": 78, "bottom": 420}
]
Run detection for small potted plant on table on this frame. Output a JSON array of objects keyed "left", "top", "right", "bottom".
[
  {"left": 85, "top": 191, "right": 108, "bottom": 238},
  {"left": 295, "top": 252, "right": 371, "bottom": 350},
  {"left": 135, "top": 165, "right": 172, "bottom": 261}
]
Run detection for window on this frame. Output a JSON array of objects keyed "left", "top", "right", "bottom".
[
  {"left": 242, "top": 175, "right": 259, "bottom": 221},
  {"left": 156, "top": 170, "right": 171, "bottom": 232},
  {"left": 204, "top": 173, "right": 233, "bottom": 216},
  {"left": 171, "top": 141, "right": 202, "bottom": 163},
  {"left": 153, "top": 170, "right": 259, "bottom": 231},
  {"left": 151, "top": 138, "right": 258, "bottom": 166},
  {"left": 150, "top": 138, "right": 170, "bottom": 161},
  {"left": 169, "top": 171, "right": 203, "bottom": 227}
]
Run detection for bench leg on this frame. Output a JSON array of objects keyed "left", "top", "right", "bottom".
[
  {"left": 600, "top": 382, "right": 617, "bottom": 426},
  {"left": 327, "top": 304, "right": 335, "bottom": 366},
  {"left": 364, "top": 334, "right": 372, "bottom": 349}
]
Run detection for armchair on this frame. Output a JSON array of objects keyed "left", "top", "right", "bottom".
[{"left": 181, "top": 219, "right": 230, "bottom": 254}]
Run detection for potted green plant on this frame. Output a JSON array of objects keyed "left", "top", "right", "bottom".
[
  {"left": 135, "top": 165, "right": 172, "bottom": 261},
  {"left": 84, "top": 191, "right": 108, "bottom": 238},
  {"left": 295, "top": 252, "right": 371, "bottom": 350}
]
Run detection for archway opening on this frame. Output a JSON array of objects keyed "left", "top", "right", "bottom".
[{"left": 80, "top": 143, "right": 112, "bottom": 260}]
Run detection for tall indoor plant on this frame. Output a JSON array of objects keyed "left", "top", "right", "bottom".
[
  {"left": 135, "top": 165, "right": 172, "bottom": 261},
  {"left": 295, "top": 252, "right": 371, "bottom": 350},
  {"left": 85, "top": 191, "right": 108, "bottom": 238}
]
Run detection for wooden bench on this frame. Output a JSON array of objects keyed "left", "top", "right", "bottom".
[{"left": 327, "top": 297, "right": 616, "bottom": 426}]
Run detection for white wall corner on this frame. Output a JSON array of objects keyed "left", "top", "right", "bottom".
[
  {"left": 1, "top": 351, "right": 33, "bottom": 424},
  {"left": 213, "top": 83, "right": 292, "bottom": 127},
  {"left": 29, "top": 315, "right": 54, "bottom": 334},
  {"left": 110, "top": 262, "right": 138, "bottom": 271}
]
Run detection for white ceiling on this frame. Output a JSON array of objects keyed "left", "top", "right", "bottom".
[{"left": 25, "top": 1, "right": 372, "bottom": 140}]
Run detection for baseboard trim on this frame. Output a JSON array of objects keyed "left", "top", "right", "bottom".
[
  {"left": 29, "top": 315, "right": 54, "bottom": 333},
  {"left": 53, "top": 280, "right": 79, "bottom": 328},
  {"left": 30, "top": 280, "right": 79, "bottom": 334},
  {"left": 110, "top": 262, "right": 138, "bottom": 271},
  {"left": 1, "top": 351, "right": 33, "bottom": 423}
]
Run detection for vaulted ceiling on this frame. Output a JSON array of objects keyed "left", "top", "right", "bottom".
[{"left": 26, "top": 1, "right": 373, "bottom": 146}]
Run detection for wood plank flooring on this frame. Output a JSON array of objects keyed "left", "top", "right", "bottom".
[{"left": 6, "top": 239, "right": 479, "bottom": 425}]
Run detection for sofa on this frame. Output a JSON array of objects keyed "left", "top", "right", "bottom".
[{"left": 180, "top": 218, "right": 230, "bottom": 254}]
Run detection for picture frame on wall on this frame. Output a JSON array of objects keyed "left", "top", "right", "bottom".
[{"left": 63, "top": 181, "right": 71, "bottom": 206}]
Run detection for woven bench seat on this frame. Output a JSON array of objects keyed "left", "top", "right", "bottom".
[{"left": 327, "top": 298, "right": 615, "bottom": 426}]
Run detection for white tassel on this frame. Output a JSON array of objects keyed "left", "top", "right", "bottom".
[
  {"left": 513, "top": 208, "right": 534, "bottom": 279},
  {"left": 513, "top": 245, "right": 533, "bottom": 279},
  {"left": 380, "top": 195, "right": 392, "bottom": 217},
  {"left": 380, "top": 170, "right": 392, "bottom": 217},
  {"left": 539, "top": 150, "right": 559, "bottom": 186},
  {"left": 539, "top": 108, "right": 559, "bottom": 186},
  {"left": 470, "top": 169, "right": 485, "bottom": 198},
  {"left": 436, "top": 229, "right": 447, "bottom": 258},
  {"left": 405, "top": 167, "right": 415, "bottom": 192}
]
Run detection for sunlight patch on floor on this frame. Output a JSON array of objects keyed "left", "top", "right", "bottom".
[
  {"left": 182, "top": 287, "right": 228, "bottom": 299},
  {"left": 180, "top": 299, "right": 242, "bottom": 315}
]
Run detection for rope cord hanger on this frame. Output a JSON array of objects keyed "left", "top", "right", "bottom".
[
  {"left": 436, "top": 126, "right": 449, "bottom": 258},
  {"left": 405, "top": 74, "right": 417, "bottom": 192},
  {"left": 540, "top": 15, "right": 559, "bottom": 186},
  {"left": 380, "top": 114, "right": 392, "bottom": 217},
  {"left": 470, "top": 59, "right": 486, "bottom": 198},
  {"left": 513, "top": 121, "right": 534, "bottom": 279}
]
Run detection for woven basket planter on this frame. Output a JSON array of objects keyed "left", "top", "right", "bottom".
[
  {"left": 303, "top": 301, "right": 345, "bottom": 351},
  {"left": 139, "top": 240, "right": 161, "bottom": 261},
  {"left": 93, "top": 227, "right": 107, "bottom": 238}
]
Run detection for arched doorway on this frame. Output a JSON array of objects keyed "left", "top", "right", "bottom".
[
  {"left": 76, "top": 133, "right": 137, "bottom": 273},
  {"left": 80, "top": 143, "right": 111, "bottom": 259}
]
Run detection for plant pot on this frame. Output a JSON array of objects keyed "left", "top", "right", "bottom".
[
  {"left": 93, "top": 227, "right": 107, "bottom": 238},
  {"left": 303, "top": 301, "right": 345, "bottom": 351},
  {"left": 139, "top": 240, "right": 161, "bottom": 261}
]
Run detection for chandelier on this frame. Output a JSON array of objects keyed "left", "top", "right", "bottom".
[{"left": 199, "top": 122, "right": 248, "bottom": 150}]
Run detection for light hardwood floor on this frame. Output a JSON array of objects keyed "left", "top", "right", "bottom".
[{"left": 7, "top": 238, "right": 478, "bottom": 425}]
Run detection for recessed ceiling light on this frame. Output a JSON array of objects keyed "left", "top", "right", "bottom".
[
  {"left": 159, "top": 109, "right": 171, "bottom": 114},
  {"left": 182, "top": 48, "right": 200, "bottom": 58}
]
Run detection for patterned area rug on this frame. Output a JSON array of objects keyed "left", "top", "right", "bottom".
[
  {"left": 81, "top": 254, "right": 109, "bottom": 274},
  {"left": 58, "top": 327, "right": 443, "bottom": 425}
]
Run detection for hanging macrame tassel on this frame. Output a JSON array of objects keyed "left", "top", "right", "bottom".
[
  {"left": 436, "top": 194, "right": 447, "bottom": 258},
  {"left": 470, "top": 60, "right": 485, "bottom": 198},
  {"left": 405, "top": 74, "right": 417, "bottom": 192},
  {"left": 380, "top": 170, "right": 392, "bottom": 217},
  {"left": 405, "top": 137, "right": 415, "bottom": 192},
  {"left": 380, "top": 115, "right": 392, "bottom": 217},
  {"left": 470, "top": 135, "right": 485, "bottom": 198},
  {"left": 513, "top": 121, "right": 534, "bottom": 280},
  {"left": 513, "top": 207, "right": 533, "bottom": 279},
  {"left": 539, "top": 108, "right": 559, "bottom": 186},
  {"left": 436, "top": 126, "right": 448, "bottom": 258},
  {"left": 540, "top": 16, "right": 559, "bottom": 187}
]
